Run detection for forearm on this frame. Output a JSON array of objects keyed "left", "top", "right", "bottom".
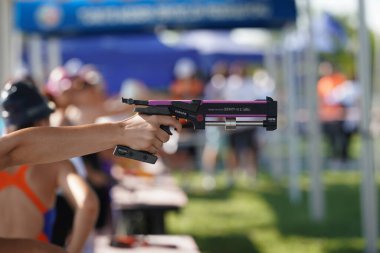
[
  {"left": 0, "top": 122, "right": 122, "bottom": 170},
  {"left": 67, "top": 206, "right": 98, "bottom": 253},
  {"left": 0, "top": 114, "right": 181, "bottom": 170},
  {"left": 0, "top": 238, "right": 67, "bottom": 253}
]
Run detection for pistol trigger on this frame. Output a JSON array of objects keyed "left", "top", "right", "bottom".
[{"left": 160, "top": 125, "right": 172, "bottom": 135}]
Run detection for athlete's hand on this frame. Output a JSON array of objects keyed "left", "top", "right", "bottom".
[{"left": 119, "top": 114, "right": 182, "bottom": 154}]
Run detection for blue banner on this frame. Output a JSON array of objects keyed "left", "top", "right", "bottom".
[{"left": 15, "top": 0, "right": 297, "bottom": 35}]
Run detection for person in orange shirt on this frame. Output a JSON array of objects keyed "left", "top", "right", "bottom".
[
  {"left": 169, "top": 58, "right": 204, "bottom": 100},
  {"left": 317, "top": 61, "right": 347, "bottom": 122},
  {"left": 317, "top": 61, "right": 347, "bottom": 167},
  {"left": 167, "top": 58, "right": 204, "bottom": 171}
]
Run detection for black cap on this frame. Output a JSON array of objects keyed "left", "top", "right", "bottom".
[{"left": 1, "top": 80, "right": 54, "bottom": 128}]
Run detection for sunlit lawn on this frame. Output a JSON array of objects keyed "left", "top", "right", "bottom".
[{"left": 167, "top": 170, "right": 380, "bottom": 253}]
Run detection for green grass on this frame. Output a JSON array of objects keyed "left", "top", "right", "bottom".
[{"left": 166, "top": 170, "right": 380, "bottom": 253}]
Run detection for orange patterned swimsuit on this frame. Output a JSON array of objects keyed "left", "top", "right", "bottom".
[{"left": 0, "top": 165, "right": 56, "bottom": 242}]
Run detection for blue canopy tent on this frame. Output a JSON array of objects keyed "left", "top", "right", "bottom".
[
  {"left": 14, "top": 0, "right": 297, "bottom": 93},
  {"left": 15, "top": 0, "right": 297, "bottom": 35},
  {"left": 57, "top": 31, "right": 265, "bottom": 94},
  {"left": 59, "top": 34, "right": 200, "bottom": 94}
]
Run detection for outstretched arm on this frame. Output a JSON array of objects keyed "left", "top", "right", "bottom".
[{"left": 0, "top": 114, "right": 181, "bottom": 170}]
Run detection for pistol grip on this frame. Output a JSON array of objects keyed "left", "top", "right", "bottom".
[
  {"left": 113, "top": 125, "right": 171, "bottom": 163},
  {"left": 113, "top": 145, "right": 158, "bottom": 164}
]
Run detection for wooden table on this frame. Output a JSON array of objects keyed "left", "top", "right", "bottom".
[
  {"left": 111, "top": 175, "right": 188, "bottom": 234},
  {"left": 95, "top": 235, "right": 200, "bottom": 253},
  {"left": 118, "top": 175, "right": 180, "bottom": 191}
]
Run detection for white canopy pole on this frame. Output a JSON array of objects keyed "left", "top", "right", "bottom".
[
  {"left": 27, "top": 34, "right": 45, "bottom": 87},
  {"left": 47, "top": 37, "right": 62, "bottom": 73},
  {"left": 282, "top": 40, "right": 301, "bottom": 203},
  {"left": 11, "top": 31, "right": 23, "bottom": 78},
  {"left": 305, "top": 0, "right": 324, "bottom": 221},
  {"left": 357, "top": 1, "right": 378, "bottom": 252},
  {"left": 0, "top": 0, "right": 12, "bottom": 88},
  {"left": 372, "top": 35, "right": 380, "bottom": 174},
  {"left": 264, "top": 43, "right": 284, "bottom": 181}
]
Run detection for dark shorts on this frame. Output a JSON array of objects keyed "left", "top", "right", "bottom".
[{"left": 228, "top": 128, "right": 258, "bottom": 152}]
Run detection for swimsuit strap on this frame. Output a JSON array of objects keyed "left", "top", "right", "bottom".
[{"left": 0, "top": 165, "right": 55, "bottom": 241}]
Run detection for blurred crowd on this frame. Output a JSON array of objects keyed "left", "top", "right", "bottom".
[{"left": 166, "top": 58, "right": 276, "bottom": 189}]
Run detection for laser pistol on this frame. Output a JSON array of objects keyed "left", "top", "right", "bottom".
[{"left": 113, "top": 97, "right": 277, "bottom": 164}]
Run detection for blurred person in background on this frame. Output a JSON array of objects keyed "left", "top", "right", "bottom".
[
  {"left": 251, "top": 69, "right": 276, "bottom": 177},
  {"left": 317, "top": 61, "right": 347, "bottom": 169},
  {"left": 169, "top": 57, "right": 204, "bottom": 100},
  {"left": 45, "top": 60, "right": 127, "bottom": 246},
  {"left": 45, "top": 65, "right": 92, "bottom": 250},
  {"left": 223, "top": 62, "right": 259, "bottom": 186},
  {"left": 222, "top": 65, "right": 276, "bottom": 185},
  {"left": 201, "top": 61, "right": 229, "bottom": 190},
  {"left": 327, "top": 72, "right": 360, "bottom": 167},
  {"left": 0, "top": 80, "right": 99, "bottom": 253},
  {"left": 166, "top": 58, "right": 205, "bottom": 179},
  {"left": 47, "top": 59, "right": 126, "bottom": 126},
  {"left": 119, "top": 78, "right": 150, "bottom": 101},
  {"left": 251, "top": 68, "right": 276, "bottom": 99}
]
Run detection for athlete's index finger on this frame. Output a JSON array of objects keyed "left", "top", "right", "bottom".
[{"left": 157, "top": 116, "right": 182, "bottom": 133}]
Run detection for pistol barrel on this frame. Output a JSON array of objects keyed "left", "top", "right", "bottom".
[{"left": 205, "top": 119, "right": 263, "bottom": 130}]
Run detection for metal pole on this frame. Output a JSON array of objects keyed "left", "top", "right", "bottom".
[
  {"left": 27, "top": 34, "right": 45, "bottom": 87},
  {"left": 47, "top": 37, "right": 62, "bottom": 73},
  {"left": 357, "top": 0, "right": 378, "bottom": 252},
  {"left": 372, "top": 34, "right": 380, "bottom": 174},
  {"left": 265, "top": 43, "right": 284, "bottom": 181},
  {"left": 11, "top": 31, "right": 23, "bottom": 78},
  {"left": 283, "top": 44, "right": 301, "bottom": 203},
  {"left": 305, "top": 0, "right": 324, "bottom": 221},
  {"left": 0, "top": 0, "right": 12, "bottom": 87},
  {"left": 206, "top": 121, "right": 263, "bottom": 127}
]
